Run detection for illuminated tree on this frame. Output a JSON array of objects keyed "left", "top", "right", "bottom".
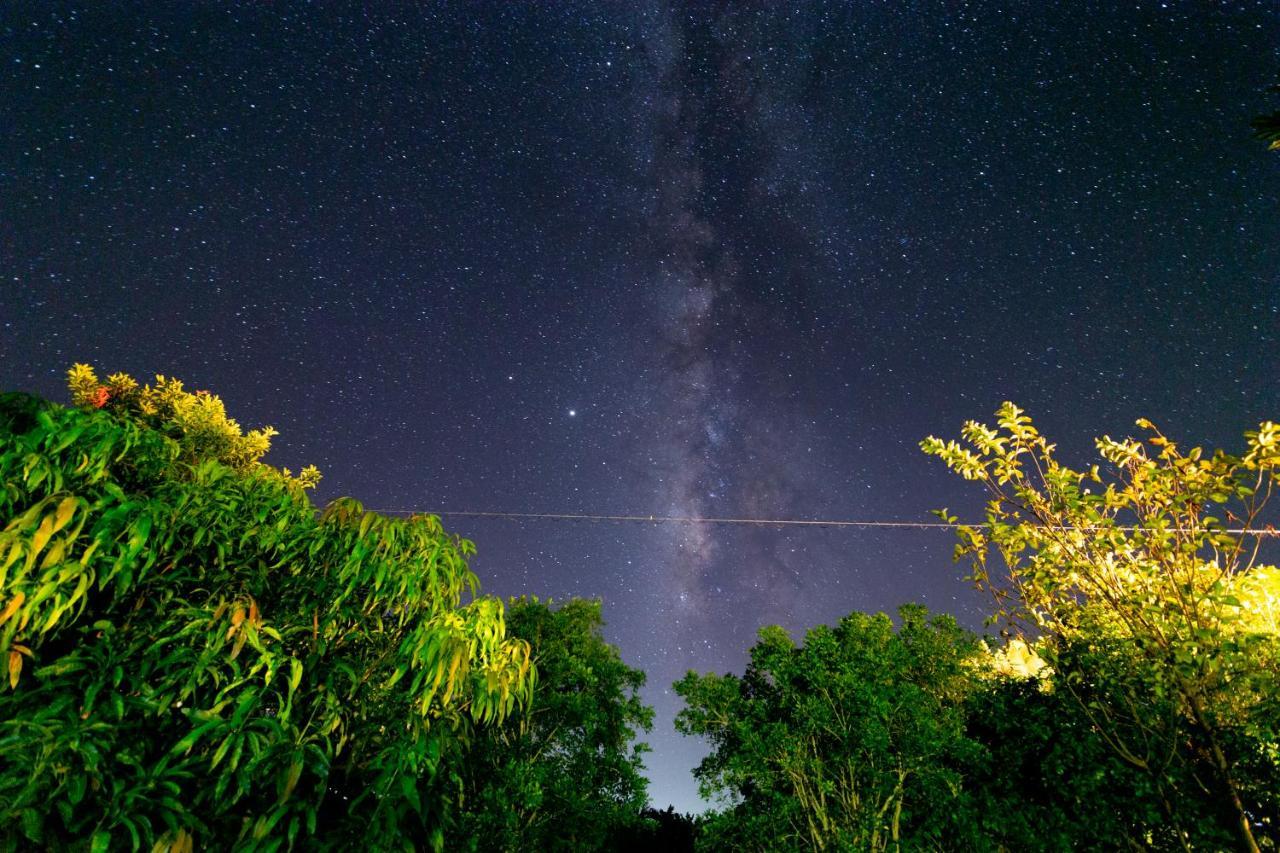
[
  {"left": 66, "top": 363, "right": 319, "bottom": 491},
  {"left": 922, "top": 403, "right": 1280, "bottom": 850}
]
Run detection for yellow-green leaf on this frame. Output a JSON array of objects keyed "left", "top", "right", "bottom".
[
  {"left": 30, "top": 516, "right": 54, "bottom": 561},
  {"left": 52, "top": 497, "right": 76, "bottom": 534},
  {"left": 0, "top": 592, "right": 24, "bottom": 628}
]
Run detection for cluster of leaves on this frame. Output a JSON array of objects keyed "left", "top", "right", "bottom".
[
  {"left": 922, "top": 403, "right": 1280, "bottom": 849},
  {"left": 0, "top": 376, "right": 533, "bottom": 850},
  {"left": 441, "top": 597, "right": 654, "bottom": 852},
  {"left": 962, "top": 670, "right": 1184, "bottom": 849},
  {"left": 67, "top": 363, "right": 319, "bottom": 492}
]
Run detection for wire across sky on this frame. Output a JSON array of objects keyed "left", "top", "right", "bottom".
[{"left": 362, "top": 509, "right": 1280, "bottom": 537}]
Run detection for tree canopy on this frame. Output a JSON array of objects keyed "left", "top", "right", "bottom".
[
  {"left": 1253, "top": 84, "right": 1280, "bottom": 151},
  {"left": 675, "top": 606, "right": 984, "bottom": 851},
  {"left": 443, "top": 596, "right": 653, "bottom": 852},
  {"left": 0, "top": 367, "right": 533, "bottom": 851},
  {"left": 923, "top": 403, "right": 1280, "bottom": 849}
]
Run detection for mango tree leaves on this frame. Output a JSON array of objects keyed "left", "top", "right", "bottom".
[
  {"left": 0, "top": 386, "right": 533, "bottom": 851},
  {"left": 441, "top": 597, "right": 652, "bottom": 852}
]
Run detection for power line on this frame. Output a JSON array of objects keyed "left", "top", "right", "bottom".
[
  {"left": 372, "top": 510, "right": 953, "bottom": 529},
  {"left": 361, "top": 508, "right": 1279, "bottom": 537}
]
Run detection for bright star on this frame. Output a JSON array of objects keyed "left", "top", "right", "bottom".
[{"left": 568, "top": 409, "right": 577, "bottom": 417}]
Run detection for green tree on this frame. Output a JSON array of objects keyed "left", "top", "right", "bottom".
[
  {"left": 0, "top": 367, "right": 533, "bottom": 851},
  {"left": 444, "top": 597, "right": 653, "bottom": 852},
  {"left": 922, "top": 403, "right": 1280, "bottom": 850},
  {"left": 675, "top": 605, "right": 984, "bottom": 852}
]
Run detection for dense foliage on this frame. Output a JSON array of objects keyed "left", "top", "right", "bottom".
[
  {"left": 612, "top": 806, "right": 700, "bottom": 852},
  {"left": 679, "top": 400, "right": 1280, "bottom": 850},
  {"left": 675, "top": 606, "right": 985, "bottom": 851},
  {"left": 442, "top": 596, "right": 653, "bottom": 851},
  {"left": 0, "top": 369, "right": 533, "bottom": 851},
  {"left": 963, "top": 670, "right": 1229, "bottom": 850},
  {"left": 676, "top": 601, "right": 1280, "bottom": 852},
  {"left": 923, "top": 403, "right": 1280, "bottom": 849}
]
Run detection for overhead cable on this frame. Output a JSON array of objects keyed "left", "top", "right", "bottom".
[{"left": 360, "top": 508, "right": 1279, "bottom": 536}]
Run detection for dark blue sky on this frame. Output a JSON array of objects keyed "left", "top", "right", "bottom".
[{"left": 4, "top": 1, "right": 1279, "bottom": 812}]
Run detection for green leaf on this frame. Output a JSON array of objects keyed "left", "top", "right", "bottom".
[
  {"left": 20, "top": 808, "right": 43, "bottom": 842},
  {"left": 67, "top": 773, "right": 87, "bottom": 805},
  {"left": 288, "top": 657, "right": 303, "bottom": 695},
  {"left": 170, "top": 720, "right": 221, "bottom": 756}
]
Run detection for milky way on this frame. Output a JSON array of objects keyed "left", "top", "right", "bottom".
[{"left": 638, "top": 4, "right": 838, "bottom": 628}]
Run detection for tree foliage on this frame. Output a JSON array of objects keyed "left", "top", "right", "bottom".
[
  {"left": 0, "top": 367, "right": 533, "bottom": 851},
  {"left": 922, "top": 403, "right": 1280, "bottom": 850},
  {"left": 964, "top": 671, "right": 1228, "bottom": 850},
  {"left": 1253, "top": 84, "right": 1280, "bottom": 151},
  {"left": 444, "top": 597, "right": 653, "bottom": 852},
  {"left": 674, "top": 596, "right": 1276, "bottom": 851},
  {"left": 66, "top": 363, "right": 320, "bottom": 491},
  {"left": 12, "top": 362, "right": 1279, "bottom": 850},
  {"left": 612, "top": 806, "right": 699, "bottom": 853},
  {"left": 675, "top": 606, "right": 984, "bottom": 851}
]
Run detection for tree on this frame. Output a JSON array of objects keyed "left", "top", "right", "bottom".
[
  {"left": 674, "top": 605, "right": 984, "bottom": 851},
  {"left": 922, "top": 403, "right": 1280, "bottom": 850},
  {"left": 673, "top": 597, "right": 1234, "bottom": 851},
  {"left": 611, "top": 805, "right": 699, "bottom": 853},
  {"left": 1252, "top": 84, "right": 1280, "bottom": 151},
  {"left": 0, "top": 366, "right": 533, "bottom": 850},
  {"left": 443, "top": 597, "right": 653, "bottom": 852}
]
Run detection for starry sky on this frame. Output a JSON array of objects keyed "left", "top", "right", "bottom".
[{"left": 3, "top": 2, "right": 1279, "bottom": 813}]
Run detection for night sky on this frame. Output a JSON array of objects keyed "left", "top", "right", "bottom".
[{"left": 4, "top": 2, "right": 1279, "bottom": 813}]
